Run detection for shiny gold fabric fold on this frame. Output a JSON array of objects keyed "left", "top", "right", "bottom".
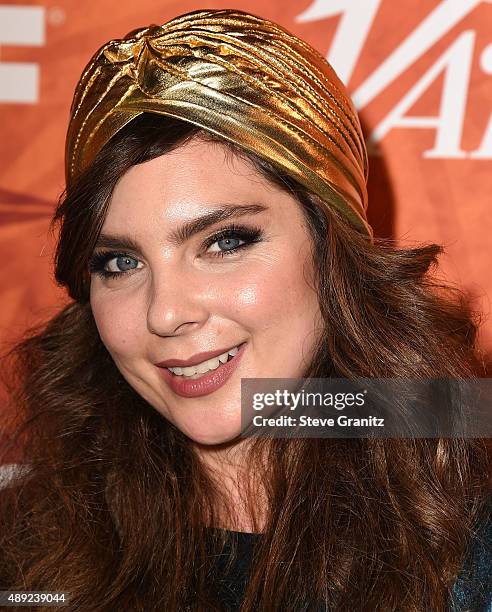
[{"left": 65, "top": 8, "right": 373, "bottom": 239}]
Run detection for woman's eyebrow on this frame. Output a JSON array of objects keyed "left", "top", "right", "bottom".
[{"left": 94, "top": 203, "right": 268, "bottom": 251}]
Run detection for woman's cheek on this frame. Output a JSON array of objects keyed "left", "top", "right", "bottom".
[
  {"left": 91, "top": 290, "right": 144, "bottom": 357},
  {"left": 226, "top": 257, "right": 286, "bottom": 317}
]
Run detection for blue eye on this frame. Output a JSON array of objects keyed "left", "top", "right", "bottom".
[
  {"left": 204, "top": 224, "right": 263, "bottom": 258},
  {"left": 88, "top": 252, "right": 142, "bottom": 279},
  {"left": 107, "top": 255, "right": 139, "bottom": 272},
  {"left": 209, "top": 236, "right": 244, "bottom": 253}
]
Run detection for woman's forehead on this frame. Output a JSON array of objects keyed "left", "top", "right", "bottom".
[{"left": 105, "top": 139, "right": 296, "bottom": 225}]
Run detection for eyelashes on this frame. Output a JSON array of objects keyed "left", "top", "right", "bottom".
[
  {"left": 88, "top": 223, "right": 264, "bottom": 280},
  {"left": 201, "top": 223, "right": 263, "bottom": 255},
  {"left": 88, "top": 251, "right": 142, "bottom": 280}
]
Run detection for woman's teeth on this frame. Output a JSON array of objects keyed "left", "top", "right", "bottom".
[{"left": 167, "top": 345, "right": 240, "bottom": 379}]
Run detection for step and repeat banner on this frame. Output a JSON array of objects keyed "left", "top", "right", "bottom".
[{"left": 1, "top": 0, "right": 491, "bottom": 368}]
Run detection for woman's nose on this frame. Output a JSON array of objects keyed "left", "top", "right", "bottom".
[{"left": 146, "top": 267, "right": 210, "bottom": 337}]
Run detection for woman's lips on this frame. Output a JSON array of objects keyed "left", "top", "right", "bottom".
[{"left": 156, "top": 342, "right": 247, "bottom": 398}]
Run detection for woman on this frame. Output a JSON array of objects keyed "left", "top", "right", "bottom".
[{"left": 0, "top": 9, "right": 491, "bottom": 611}]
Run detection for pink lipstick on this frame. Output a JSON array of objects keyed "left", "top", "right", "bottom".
[{"left": 156, "top": 342, "right": 247, "bottom": 398}]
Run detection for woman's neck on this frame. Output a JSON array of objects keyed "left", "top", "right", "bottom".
[{"left": 193, "top": 437, "right": 267, "bottom": 534}]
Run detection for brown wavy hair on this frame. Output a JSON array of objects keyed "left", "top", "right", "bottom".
[{"left": 0, "top": 113, "right": 490, "bottom": 611}]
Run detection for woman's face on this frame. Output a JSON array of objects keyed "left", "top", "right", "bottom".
[{"left": 89, "top": 136, "right": 323, "bottom": 445}]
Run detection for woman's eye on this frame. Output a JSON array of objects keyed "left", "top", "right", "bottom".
[
  {"left": 106, "top": 255, "right": 141, "bottom": 273},
  {"left": 88, "top": 251, "right": 143, "bottom": 279},
  {"left": 203, "top": 225, "right": 264, "bottom": 258},
  {"left": 207, "top": 236, "right": 245, "bottom": 254}
]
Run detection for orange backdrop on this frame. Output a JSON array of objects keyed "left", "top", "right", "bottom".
[{"left": 1, "top": 0, "right": 491, "bottom": 370}]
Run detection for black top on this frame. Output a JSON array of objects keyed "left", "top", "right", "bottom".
[
  {"left": 210, "top": 506, "right": 492, "bottom": 612},
  {"left": 210, "top": 529, "right": 261, "bottom": 611}
]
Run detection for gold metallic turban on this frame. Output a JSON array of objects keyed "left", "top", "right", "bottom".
[{"left": 66, "top": 9, "right": 373, "bottom": 239}]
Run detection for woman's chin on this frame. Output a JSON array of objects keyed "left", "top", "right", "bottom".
[{"left": 179, "top": 421, "right": 243, "bottom": 446}]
